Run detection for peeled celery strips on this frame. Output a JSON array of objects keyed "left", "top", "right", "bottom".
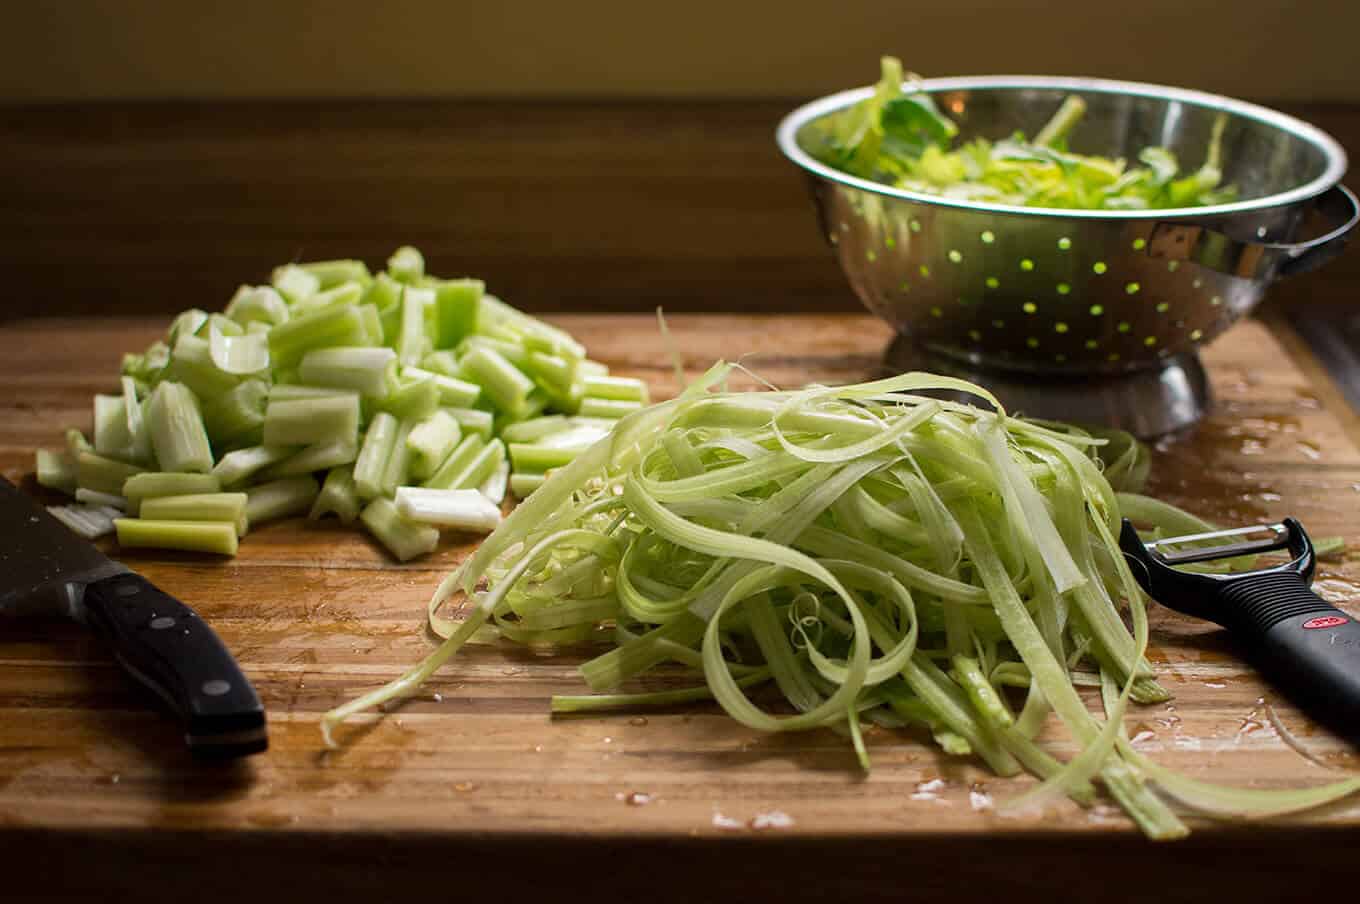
[
  {"left": 115, "top": 518, "right": 239, "bottom": 556},
  {"left": 323, "top": 364, "right": 1358, "bottom": 838},
  {"left": 360, "top": 496, "right": 438, "bottom": 561}
]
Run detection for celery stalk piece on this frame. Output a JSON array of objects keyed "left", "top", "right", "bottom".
[
  {"left": 380, "top": 420, "right": 418, "bottom": 497},
  {"left": 354, "top": 412, "right": 400, "bottom": 500},
  {"left": 140, "top": 493, "right": 249, "bottom": 536},
  {"left": 200, "top": 379, "right": 270, "bottom": 449},
  {"left": 208, "top": 319, "right": 270, "bottom": 376},
  {"left": 360, "top": 496, "right": 439, "bottom": 562},
  {"left": 299, "top": 259, "right": 372, "bottom": 289},
  {"left": 500, "top": 415, "right": 571, "bottom": 444},
  {"left": 578, "top": 359, "right": 609, "bottom": 377},
  {"left": 394, "top": 487, "right": 501, "bottom": 532},
  {"left": 443, "top": 407, "right": 494, "bottom": 441},
  {"left": 375, "top": 374, "right": 440, "bottom": 421},
  {"left": 298, "top": 346, "right": 397, "bottom": 397},
  {"left": 66, "top": 428, "right": 93, "bottom": 456},
  {"left": 398, "top": 366, "right": 480, "bottom": 408},
  {"left": 75, "top": 488, "right": 127, "bottom": 510},
  {"left": 262, "top": 394, "right": 360, "bottom": 447},
  {"left": 433, "top": 278, "right": 482, "bottom": 347},
  {"left": 357, "top": 303, "right": 385, "bottom": 347},
  {"left": 576, "top": 397, "right": 644, "bottom": 419},
  {"left": 290, "top": 281, "right": 364, "bottom": 317},
  {"left": 397, "top": 286, "right": 435, "bottom": 366},
  {"left": 225, "top": 286, "right": 289, "bottom": 327},
  {"left": 508, "top": 441, "right": 585, "bottom": 473},
  {"left": 272, "top": 263, "right": 321, "bottom": 305},
  {"left": 461, "top": 346, "right": 534, "bottom": 413},
  {"left": 445, "top": 438, "right": 504, "bottom": 491},
  {"left": 268, "top": 304, "right": 369, "bottom": 370},
  {"left": 123, "top": 471, "right": 222, "bottom": 516},
  {"left": 120, "top": 377, "right": 154, "bottom": 464},
  {"left": 77, "top": 449, "right": 147, "bottom": 496},
  {"left": 457, "top": 335, "right": 530, "bottom": 369},
  {"left": 263, "top": 439, "right": 358, "bottom": 479},
  {"left": 167, "top": 334, "right": 243, "bottom": 400},
  {"left": 267, "top": 384, "right": 356, "bottom": 402},
  {"left": 48, "top": 503, "right": 120, "bottom": 540},
  {"left": 145, "top": 382, "right": 214, "bottom": 474},
  {"left": 115, "top": 518, "right": 239, "bottom": 556},
  {"left": 36, "top": 448, "right": 78, "bottom": 494},
  {"left": 422, "top": 433, "right": 485, "bottom": 490},
  {"left": 479, "top": 458, "right": 510, "bottom": 505},
  {"left": 508, "top": 471, "right": 547, "bottom": 498},
  {"left": 93, "top": 394, "right": 136, "bottom": 461},
  {"left": 211, "top": 445, "right": 295, "bottom": 488},
  {"left": 420, "top": 350, "right": 460, "bottom": 377},
  {"left": 583, "top": 375, "right": 650, "bottom": 403},
  {"left": 406, "top": 410, "right": 462, "bottom": 480},
  {"left": 310, "top": 465, "right": 361, "bottom": 524},
  {"left": 245, "top": 475, "right": 320, "bottom": 526},
  {"left": 524, "top": 351, "right": 577, "bottom": 394},
  {"left": 386, "top": 245, "right": 425, "bottom": 284},
  {"left": 167, "top": 309, "right": 209, "bottom": 346}
]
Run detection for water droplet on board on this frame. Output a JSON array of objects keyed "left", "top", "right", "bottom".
[
  {"left": 749, "top": 810, "right": 795, "bottom": 830},
  {"left": 432, "top": 693, "right": 443, "bottom": 703},
  {"left": 911, "top": 778, "right": 947, "bottom": 801},
  {"left": 629, "top": 716, "right": 649, "bottom": 727},
  {"left": 712, "top": 811, "right": 743, "bottom": 830},
  {"left": 968, "top": 785, "right": 993, "bottom": 811}
]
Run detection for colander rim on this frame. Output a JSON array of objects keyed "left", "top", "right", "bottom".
[{"left": 775, "top": 74, "right": 1349, "bottom": 221}]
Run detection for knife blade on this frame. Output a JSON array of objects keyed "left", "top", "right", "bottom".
[{"left": 0, "top": 476, "right": 267, "bottom": 758}]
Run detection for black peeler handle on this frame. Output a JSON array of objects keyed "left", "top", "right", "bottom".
[
  {"left": 1120, "top": 518, "right": 1360, "bottom": 739},
  {"left": 81, "top": 572, "right": 267, "bottom": 758},
  {"left": 1227, "top": 572, "right": 1360, "bottom": 736}
]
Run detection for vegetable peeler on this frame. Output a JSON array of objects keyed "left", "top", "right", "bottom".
[{"left": 1120, "top": 517, "right": 1360, "bottom": 739}]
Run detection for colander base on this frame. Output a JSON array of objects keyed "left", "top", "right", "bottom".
[{"left": 882, "top": 337, "right": 1210, "bottom": 437}]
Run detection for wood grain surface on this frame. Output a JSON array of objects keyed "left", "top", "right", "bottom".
[
  {"left": 2, "top": 100, "right": 1357, "bottom": 323},
  {"left": 3, "top": 313, "right": 1360, "bottom": 902}
]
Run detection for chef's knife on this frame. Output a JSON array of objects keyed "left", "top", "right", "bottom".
[{"left": 0, "top": 476, "right": 266, "bottom": 757}]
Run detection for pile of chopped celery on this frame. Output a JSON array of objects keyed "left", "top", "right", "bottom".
[
  {"left": 323, "top": 366, "right": 1358, "bottom": 837},
  {"left": 34, "top": 247, "right": 645, "bottom": 561},
  {"left": 810, "top": 57, "right": 1236, "bottom": 210}
]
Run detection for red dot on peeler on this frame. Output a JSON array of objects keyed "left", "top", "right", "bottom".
[{"left": 1302, "top": 615, "right": 1349, "bottom": 630}]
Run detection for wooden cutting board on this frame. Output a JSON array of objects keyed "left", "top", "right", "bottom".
[{"left": 3, "top": 313, "right": 1360, "bottom": 901}]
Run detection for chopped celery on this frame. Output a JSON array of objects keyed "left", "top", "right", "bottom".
[
  {"left": 387, "top": 245, "right": 425, "bottom": 284},
  {"left": 407, "top": 410, "right": 462, "bottom": 480},
  {"left": 299, "top": 259, "right": 372, "bottom": 289},
  {"left": 500, "top": 415, "right": 568, "bottom": 444},
  {"left": 272, "top": 264, "right": 321, "bottom": 305},
  {"left": 262, "top": 394, "right": 360, "bottom": 447},
  {"left": 263, "top": 439, "right": 358, "bottom": 479},
  {"left": 297, "top": 346, "right": 396, "bottom": 397},
  {"left": 360, "top": 496, "right": 439, "bottom": 561},
  {"left": 211, "top": 445, "right": 294, "bottom": 488},
  {"left": 479, "top": 458, "right": 510, "bottom": 505},
  {"left": 75, "top": 488, "right": 127, "bottom": 510},
  {"left": 310, "top": 465, "right": 361, "bottom": 524},
  {"left": 291, "top": 281, "right": 364, "bottom": 316},
  {"left": 376, "top": 373, "right": 441, "bottom": 421},
  {"left": 394, "top": 486, "right": 501, "bottom": 532},
  {"left": 445, "top": 438, "right": 504, "bottom": 491},
  {"left": 397, "top": 286, "right": 435, "bottom": 366},
  {"left": 508, "top": 471, "right": 547, "bottom": 498},
  {"left": 200, "top": 379, "right": 269, "bottom": 449},
  {"left": 167, "top": 334, "right": 242, "bottom": 400},
  {"left": 380, "top": 420, "right": 417, "bottom": 497},
  {"left": 225, "top": 286, "right": 289, "bottom": 327},
  {"left": 146, "top": 382, "right": 214, "bottom": 473},
  {"left": 115, "top": 518, "right": 238, "bottom": 556},
  {"left": 76, "top": 449, "right": 146, "bottom": 496},
  {"left": 577, "top": 397, "right": 643, "bottom": 419},
  {"left": 268, "top": 384, "right": 356, "bottom": 402},
  {"left": 140, "top": 492, "right": 249, "bottom": 536},
  {"left": 583, "top": 375, "right": 649, "bottom": 403},
  {"left": 399, "top": 366, "right": 480, "bottom": 408},
  {"left": 208, "top": 320, "right": 270, "bottom": 375},
  {"left": 93, "top": 394, "right": 136, "bottom": 461},
  {"left": 432, "top": 278, "right": 482, "bottom": 347},
  {"left": 48, "top": 503, "right": 121, "bottom": 540},
  {"left": 354, "top": 412, "right": 399, "bottom": 500},
  {"left": 36, "top": 448, "right": 78, "bottom": 494},
  {"left": 422, "top": 433, "right": 485, "bottom": 490},
  {"left": 268, "top": 304, "right": 369, "bottom": 370},
  {"left": 245, "top": 475, "right": 320, "bottom": 526},
  {"left": 508, "top": 441, "right": 584, "bottom": 473},
  {"left": 443, "top": 407, "right": 494, "bottom": 441},
  {"left": 123, "top": 471, "right": 222, "bottom": 516}
]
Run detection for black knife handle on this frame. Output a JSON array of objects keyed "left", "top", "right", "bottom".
[
  {"left": 81, "top": 572, "right": 267, "bottom": 758},
  {"left": 1225, "top": 572, "right": 1360, "bottom": 739}
]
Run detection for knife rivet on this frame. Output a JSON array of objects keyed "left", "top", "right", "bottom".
[
  {"left": 149, "top": 616, "right": 176, "bottom": 630},
  {"left": 202, "top": 680, "right": 231, "bottom": 697}
]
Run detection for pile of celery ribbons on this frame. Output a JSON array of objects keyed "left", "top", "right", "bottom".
[{"left": 322, "top": 365, "right": 1359, "bottom": 837}]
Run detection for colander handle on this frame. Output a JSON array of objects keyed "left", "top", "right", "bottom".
[
  {"left": 1147, "top": 185, "right": 1358, "bottom": 281},
  {"left": 1277, "top": 184, "right": 1360, "bottom": 278}
]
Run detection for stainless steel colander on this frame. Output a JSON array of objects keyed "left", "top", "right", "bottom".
[{"left": 777, "top": 76, "right": 1357, "bottom": 434}]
